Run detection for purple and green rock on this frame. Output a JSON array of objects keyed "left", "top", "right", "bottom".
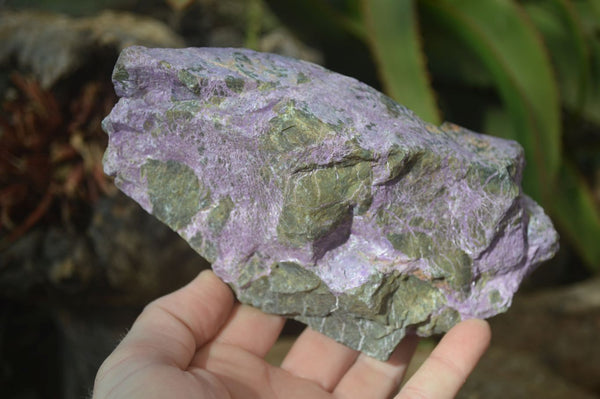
[{"left": 102, "top": 46, "right": 559, "bottom": 360}]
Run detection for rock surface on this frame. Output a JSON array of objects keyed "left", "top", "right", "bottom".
[{"left": 102, "top": 46, "right": 559, "bottom": 360}]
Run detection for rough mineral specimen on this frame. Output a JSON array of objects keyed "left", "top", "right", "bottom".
[{"left": 102, "top": 46, "right": 559, "bottom": 360}]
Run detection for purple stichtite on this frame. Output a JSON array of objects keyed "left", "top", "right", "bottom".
[{"left": 102, "top": 46, "right": 559, "bottom": 360}]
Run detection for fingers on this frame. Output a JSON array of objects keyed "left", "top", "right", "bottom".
[
  {"left": 212, "top": 303, "right": 286, "bottom": 357},
  {"left": 396, "top": 319, "right": 491, "bottom": 399},
  {"left": 333, "top": 334, "right": 419, "bottom": 399},
  {"left": 281, "top": 328, "right": 360, "bottom": 391},
  {"left": 115, "top": 270, "right": 235, "bottom": 369}
]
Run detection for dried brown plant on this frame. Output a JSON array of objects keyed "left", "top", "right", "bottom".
[{"left": 0, "top": 73, "right": 117, "bottom": 245}]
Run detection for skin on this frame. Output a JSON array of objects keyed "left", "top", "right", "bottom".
[{"left": 93, "top": 270, "right": 491, "bottom": 399}]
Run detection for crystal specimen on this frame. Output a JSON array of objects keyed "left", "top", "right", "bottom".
[{"left": 102, "top": 46, "right": 559, "bottom": 360}]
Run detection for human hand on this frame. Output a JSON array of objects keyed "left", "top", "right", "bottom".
[{"left": 93, "top": 270, "right": 491, "bottom": 399}]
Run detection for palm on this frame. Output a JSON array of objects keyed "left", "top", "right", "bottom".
[{"left": 93, "top": 271, "right": 490, "bottom": 399}]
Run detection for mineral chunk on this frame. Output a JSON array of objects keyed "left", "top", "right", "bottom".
[{"left": 102, "top": 46, "right": 559, "bottom": 360}]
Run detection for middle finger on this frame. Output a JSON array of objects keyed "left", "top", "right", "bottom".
[
  {"left": 281, "top": 327, "right": 360, "bottom": 391},
  {"left": 333, "top": 334, "right": 418, "bottom": 399}
]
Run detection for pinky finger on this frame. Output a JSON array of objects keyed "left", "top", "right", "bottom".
[{"left": 395, "top": 319, "right": 491, "bottom": 399}]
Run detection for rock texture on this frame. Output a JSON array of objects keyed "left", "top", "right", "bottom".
[{"left": 102, "top": 46, "right": 559, "bottom": 360}]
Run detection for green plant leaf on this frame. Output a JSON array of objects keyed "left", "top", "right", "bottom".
[
  {"left": 585, "top": 0, "right": 600, "bottom": 22},
  {"left": 361, "top": 0, "right": 440, "bottom": 124},
  {"left": 580, "top": 38, "right": 600, "bottom": 127},
  {"left": 523, "top": 0, "right": 590, "bottom": 119},
  {"left": 570, "top": 0, "right": 600, "bottom": 127},
  {"left": 552, "top": 163, "right": 600, "bottom": 271},
  {"left": 421, "top": 0, "right": 561, "bottom": 205}
]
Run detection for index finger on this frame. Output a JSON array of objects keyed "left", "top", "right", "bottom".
[{"left": 113, "top": 269, "right": 235, "bottom": 369}]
